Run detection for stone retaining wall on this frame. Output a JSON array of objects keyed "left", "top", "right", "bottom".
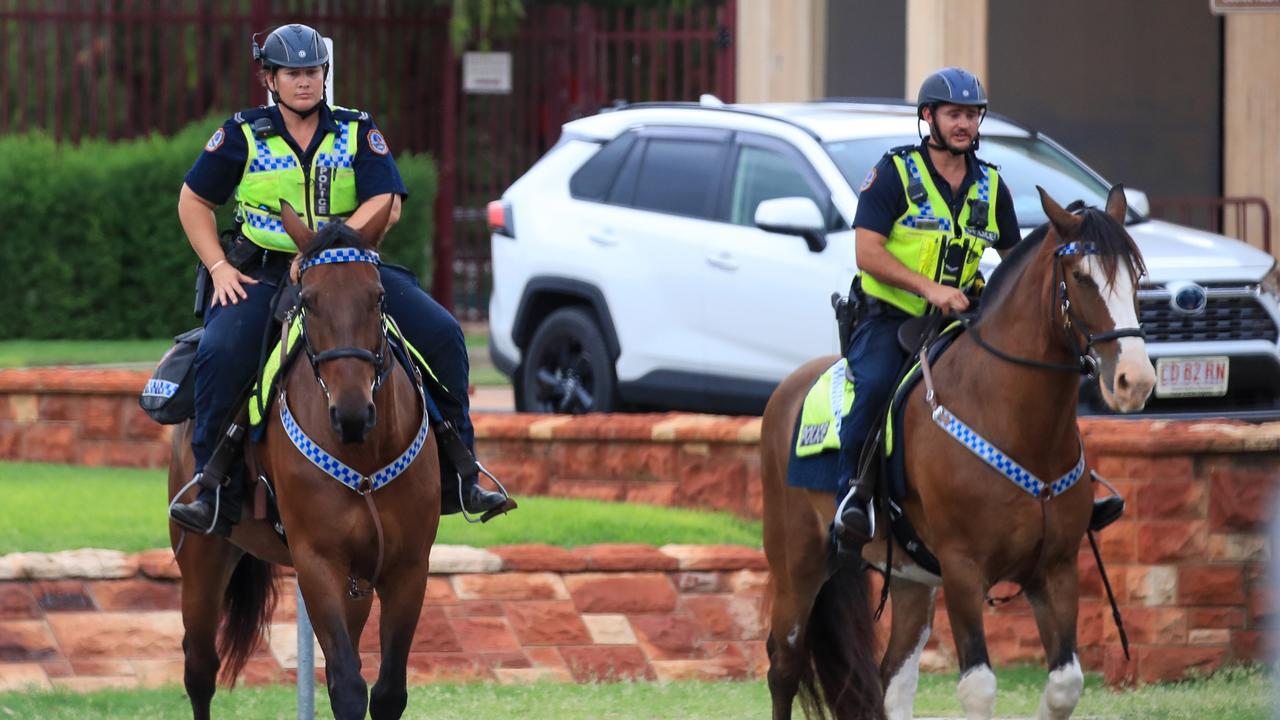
[
  {"left": 0, "top": 368, "right": 1276, "bottom": 687},
  {"left": 0, "top": 544, "right": 770, "bottom": 692}
]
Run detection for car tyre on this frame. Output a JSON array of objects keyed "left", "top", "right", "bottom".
[{"left": 518, "top": 307, "right": 618, "bottom": 414}]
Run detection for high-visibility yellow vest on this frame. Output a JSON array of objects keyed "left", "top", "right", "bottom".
[
  {"left": 234, "top": 107, "right": 360, "bottom": 252},
  {"left": 860, "top": 149, "right": 1001, "bottom": 317}
]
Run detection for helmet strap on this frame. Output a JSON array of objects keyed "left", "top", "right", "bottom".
[
  {"left": 923, "top": 102, "right": 983, "bottom": 156},
  {"left": 267, "top": 65, "right": 327, "bottom": 120}
]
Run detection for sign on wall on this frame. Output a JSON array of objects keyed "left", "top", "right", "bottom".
[
  {"left": 1211, "top": 0, "right": 1280, "bottom": 12},
  {"left": 463, "top": 52, "right": 513, "bottom": 94}
]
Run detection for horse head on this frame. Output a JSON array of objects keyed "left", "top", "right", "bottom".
[
  {"left": 1039, "top": 185, "right": 1156, "bottom": 413},
  {"left": 282, "top": 199, "right": 394, "bottom": 443}
]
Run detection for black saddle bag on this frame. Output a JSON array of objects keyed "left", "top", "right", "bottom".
[{"left": 139, "top": 327, "right": 203, "bottom": 425}]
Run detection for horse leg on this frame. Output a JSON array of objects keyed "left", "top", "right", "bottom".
[
  {"left": 941, "top": 559, "right": 997, "bottom": 720},
  {"left": 1027, "top": 559, "right": 1084, "bottom": 720},
  {"left": 765, "top": 575, "right": 820, "bottom": 720},
  {"left": 881, "top": 578, "right": 937, "bottom": 720},
  {"left": 369, "top": 565, "right": 429, "bottom": 720},
  {"left": 293, "top": 548, "right": 369, "bottom": 720},
  {"left": 176, "top": 537, "right": 241, "bottom": 720}
]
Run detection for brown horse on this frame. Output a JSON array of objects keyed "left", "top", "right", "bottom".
[
  {"left": 167, "top": 200, "right": 440, "bottom": 720},
  {"left": 761, "top": 186, "right": 1155, "bottom": 720}
]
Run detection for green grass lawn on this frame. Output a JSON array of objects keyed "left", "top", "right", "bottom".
[
  {"left": 0, "top": 336, "right": 513, "bottom": 386},
  {"left": 0, "top": 666, "right": 1269, "bottom": 719},
  {"left": 0, "top": 339, "right": 173, "bottom": 368},
  {"left": 0, "top": 462, "right": 760, "bottom": 554}
]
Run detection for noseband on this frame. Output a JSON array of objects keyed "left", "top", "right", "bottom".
[
  {"left": 295, "top": 247, "right": 392, "bottom": 401},
  {"left": 969, "top": 240, "right": 1145, "bottom": 377}
]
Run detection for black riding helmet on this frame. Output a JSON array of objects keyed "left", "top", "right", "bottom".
[
  {"left": 916, "top": 67, "right": 987, "bottom": 155},
  {"left": 253, "top": 24, "right": 329, "bottom": 117}
]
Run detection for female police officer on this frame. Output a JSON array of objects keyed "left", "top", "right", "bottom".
[{"left": 169, "top": 23, "right": 506, "bottom": 534}]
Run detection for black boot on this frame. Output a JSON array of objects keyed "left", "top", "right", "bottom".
[
  {"left": 462, "top": 474, "right": 508, "bottom": 515},
  {"left": 169, "top": 481, "right": 236, "bottom": 537},
  {"left": 833, "top": 476, "right": 875, "bottom": 556},
  {"left": 1089, "top": 495, "right": 1125, "bottom": 532}
]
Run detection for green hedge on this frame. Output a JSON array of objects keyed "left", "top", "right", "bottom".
[{"left": 0, "top": 116, "right": 436, "bottom": 340}]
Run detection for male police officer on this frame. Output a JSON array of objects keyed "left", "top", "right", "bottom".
[
  {"left": 831, "top": 68, "right": 1021, "bottom": 553},
  {"left": 832, "top": 68, "right": 1125, "bottom": 555},
  {"left": 169, "top": 24, "right": 506, "bottom": 535}
]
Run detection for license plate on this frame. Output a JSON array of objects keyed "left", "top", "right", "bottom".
[{"left": 1155, "top": 356, "right": 1229, "bottom": 398}]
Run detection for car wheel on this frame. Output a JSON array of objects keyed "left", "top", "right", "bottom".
[{"left": 519, "top": 307, "right": 618, "bottom": 414}]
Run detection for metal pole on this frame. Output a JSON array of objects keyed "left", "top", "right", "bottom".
[{"left": 296, "top": 584, "right": 315, "bottom": 719}]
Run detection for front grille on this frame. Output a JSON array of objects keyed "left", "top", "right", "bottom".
[{"left": 1138, "top": 287, "right": 1279, "bottom": 343}]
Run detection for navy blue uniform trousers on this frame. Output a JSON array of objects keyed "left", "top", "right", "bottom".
[
  {"left": 191, "top": 264, "right": 473, "bottom": 479},
  {"left": 831, "top": 312, "right": 908, "bottom": 501}
]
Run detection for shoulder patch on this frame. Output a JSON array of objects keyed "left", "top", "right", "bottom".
[
  {"left": 333, "top": 108, "right": 370, "bottom": 122},
  {"left": 204, "top": 128, "right": 226, "bottom": 153},
  {"left": 367, "top": 129, "right": 389, "bottom": 155},
  {"left": 858, "top": 167, "right": 877, "bottom": 192},
  {"left": 232, "top": 106, "right": 270, "bottom": 126}
]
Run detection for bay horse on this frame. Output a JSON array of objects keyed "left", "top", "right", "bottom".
[
  {"left": 167, "top": 199, "right": 440, "bottom": 720},
  {"left": 760, "top": 186, "right": 1155, "bottom": 720}
]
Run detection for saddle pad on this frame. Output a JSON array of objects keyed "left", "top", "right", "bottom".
[{"left": 794, "top": 358, "right": 856, "bottom": 458}]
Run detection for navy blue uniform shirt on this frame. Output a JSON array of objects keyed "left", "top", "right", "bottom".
[
  {"left": 184, "top": 103, "right": 408, "bottom": 207},
  {"left": 853, "top": 139, "right": 1020, "bottom": 251}
]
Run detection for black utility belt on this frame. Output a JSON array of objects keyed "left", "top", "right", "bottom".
[
  {"left": 863, "top": 296, "right": 913, "bottom": 320},
  {"left": 225, "top": 237, "right": 293, "bottom": 279}
]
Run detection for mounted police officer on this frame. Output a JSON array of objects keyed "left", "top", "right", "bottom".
[
  {"left": 831, "top": 68, "right": 1022, "bottom": 554},
  {"left": 169, "top": 23, "right": 507, "bottom": 535}
]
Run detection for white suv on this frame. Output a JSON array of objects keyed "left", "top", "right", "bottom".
[{"left": 488, "top": 98, "right": 1280, "bottom": 418}]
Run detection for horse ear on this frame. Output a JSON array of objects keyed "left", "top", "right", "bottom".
[
  {"left": 1105, "top": 184, "right": 1128, "bottom": 224},
  {"left": 280, "top": 200, "right": 316, "bottom": 253},
  {"left": 353, "top": 197, "right": 394, "bottom": 248},
  {"left": 1037, "top": 185, "right": 1080, "bottom": 239}
]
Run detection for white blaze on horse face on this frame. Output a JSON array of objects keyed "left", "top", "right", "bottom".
[
  {"left": 884, "top": 600, "right": 934, "bottom": 720},
  {"left": 1083, "top": 256, "right": 1155, "bottom": 413},
  {"left": 1036, "top": 654, "right": 1084, "bottom": 720},
  {"left": 956, "top": 664, "right": 997, "bottom": 720}
]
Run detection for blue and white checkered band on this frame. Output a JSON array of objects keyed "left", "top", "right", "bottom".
[
  {"left": 248, "top": 138, "right": 299, "bottom": 173},
  {"left": 279, "top": 390, "right": 430, "bottom": 494},
  {"left": 299, "top": 247, "right": 381, "bottom": 273},
  {"left": 142, "top": 379, "right": 179, "bottom": 399},
  {"left": 900, "top": 214, "right": 953, "bottom": 231},
  {"left": 931, "top": 405, "right": 1086, "bottom": 499},
  {"left": 904, "top": 154, "right": 935, "bottom": 216},
  {"left": 315, "top": 123, "right": 354, "bottom": 169},
  {"left": 1055, "top": 241, "right": 1099, "bottom": 257},
  {"left": 245, "top": 212, "right": 286, "bottom": 234},
  {"left": 975, "top": 165, "right": 991, "bottom": 203}
]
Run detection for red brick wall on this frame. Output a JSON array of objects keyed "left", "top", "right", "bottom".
[
  {"left": 0, "top": 545, "right": 768, "bottom": 692},
  {"left": 0, "top": 368, "right": 1276, "bottom": 685}
]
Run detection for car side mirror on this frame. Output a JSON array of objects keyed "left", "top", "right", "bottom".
[
  {"left": 755, "top": 197, "right": 827, "bottom": 252},
  {"left": 1123, "top": 187, "right": 1150, "bottom": 219}
]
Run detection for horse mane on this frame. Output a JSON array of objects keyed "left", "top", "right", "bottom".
[
  {"left": 979, "top": 205, "right": 1144, "bottom": 319},
  {"left": 301, "top": 220, "right": 372, "bottom": 260}
]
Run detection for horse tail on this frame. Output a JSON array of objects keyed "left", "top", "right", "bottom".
[
  {"left": 217, "top": 554, "right": 279, "bottom": 687},
  {"left": 801, "top": 564, "right": 885, "bottom": 720}
]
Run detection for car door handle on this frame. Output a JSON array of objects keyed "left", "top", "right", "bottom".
[
  {"left": 589, "top": 233, "right": 618, "bottom": 246},
  {"left": 706, "top": 253, "right": 739, "bottom": 271}
]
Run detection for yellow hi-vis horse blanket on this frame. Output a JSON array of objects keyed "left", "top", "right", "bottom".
[{"left": 795, "top": 357, "right": 856, "bottom": 457}]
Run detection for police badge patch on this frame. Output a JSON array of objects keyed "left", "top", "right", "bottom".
[
  {"left": 367, "top": 129, "right": 389, "bottom": 155},
  {"left": 205, "top": 128, "right": 225, "bottom": 153},
  {"left": 859, "top": 167, "right": 877, "bottom": 192}
]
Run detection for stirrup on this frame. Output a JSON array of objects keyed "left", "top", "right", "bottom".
[
  {"left": 457, "top": 463, "right": 518, "bottom": 524},
  {"left": 834, "top": 486, "right": 876, "bottom": 541},
  {"left": 167, "top": 474, "right": 224, "bottom": 535}
]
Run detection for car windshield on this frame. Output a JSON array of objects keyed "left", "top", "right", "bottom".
[{"left": 825, "top": 135, "right": 1118, "bottom": 228}]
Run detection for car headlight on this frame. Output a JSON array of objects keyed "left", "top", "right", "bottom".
[{"left": 1262, "top": 261, "right": 1280, "bottom": 297}]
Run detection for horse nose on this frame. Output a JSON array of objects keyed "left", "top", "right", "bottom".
[{"left": 331, "top": 402, "right": 375, "bottom": 444}]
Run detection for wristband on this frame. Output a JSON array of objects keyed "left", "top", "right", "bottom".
[{"left": 209, "top": 259, "right": 227, "bottom": 273}]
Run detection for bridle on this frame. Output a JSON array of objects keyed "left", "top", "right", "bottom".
[
  {"left": 968, "top": 239, "right": 1146, "bottom": 378},
  {"left": 295, "top": 247, "right": 392, "bottom": 404}
]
